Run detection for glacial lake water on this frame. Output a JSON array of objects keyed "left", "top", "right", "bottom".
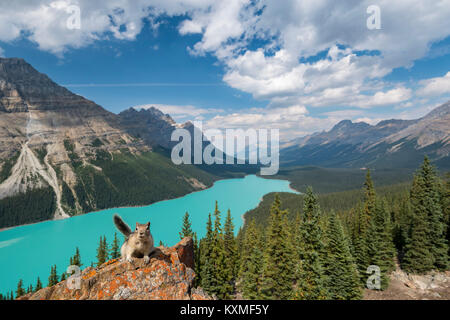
[{"left": 0, "top": 175, "right": 296, "bottom": 295}]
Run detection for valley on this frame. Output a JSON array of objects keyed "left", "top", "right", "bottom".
[
  {"left": 280, "top": 102, "right": 450, "bottom": 171},
  {"left": 0, "top": 57, "right": 448, "bottom": 302}
]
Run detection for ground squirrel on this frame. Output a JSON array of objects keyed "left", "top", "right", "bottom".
[{"left": 113, "top": 214, "right": 155, "bottom": 264}]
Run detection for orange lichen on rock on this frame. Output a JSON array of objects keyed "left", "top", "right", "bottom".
[
  {"left": 17, "top": 237, "right": 212, "bottom": 301},
  {"left": 82, "top": 268, "right": 97, "bottom": 280}
]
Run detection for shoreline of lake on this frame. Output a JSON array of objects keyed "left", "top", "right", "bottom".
[
  {"left": 0, "top": 175, "right": 296, "bottom": 295},
  {"left": 0, "top": 174, "right": 298, "bottom": 233},
  {"left": 0, "top": 176, "right": 230, "bottom": 233},
  {"left": 239, "top": 183, "right": 300, "bottom": 229}
]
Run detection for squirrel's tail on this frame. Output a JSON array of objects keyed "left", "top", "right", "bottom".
[{"left": 113, "top": 214, "right": 132, "bottom": 237}]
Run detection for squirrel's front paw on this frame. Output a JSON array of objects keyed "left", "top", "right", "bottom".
[
  {"left": 143, "top": 256, "right": 150, "bottom": 264},
  {"left": 126, "top": 257, "right": 133, "bottom": 263}
]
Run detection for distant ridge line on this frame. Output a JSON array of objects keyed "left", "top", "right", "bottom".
[{"left": 63, "top": 82, "right": 225, "bottom": 88}]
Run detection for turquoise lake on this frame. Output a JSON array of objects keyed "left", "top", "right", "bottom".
[{"left": 0, "top": 175, "right": 296, "bottom": 295}]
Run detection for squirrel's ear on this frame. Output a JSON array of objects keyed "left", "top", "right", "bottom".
[
  {"left": 136, "top": 222, "right": 139, "bottom": 228},
  {"left": 146, "top": 222, "right": 150, "bottom": 229}
]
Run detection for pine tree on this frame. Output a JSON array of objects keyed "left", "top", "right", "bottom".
[
  {"left": 96, "top": 235, "right": 109, "bottom": 266},
  {"left": 27, "top": 285, "right": 33, "bottom": 294},
  {"left": 419, "top": 157, "right": 448, "bottom": 270},
  {"left": 209, "top": 201, "right": 227, "bottom": 299},
  {"left": 443, "top": 173, "right": 450, "bottom": 258},
  {"left": 200, "top": 213, "right": 215, "bottom": 295},
  {"left": 179, "top": 211, "right": 201, "bottom": 286},
  {"left": 110, "top": 233, "right": 121, "bottom": 260},
  {"left": 103, "top": 236, "right": 109, "bottom": 261},
  {"left": 294, "top": 188, "right": 327, "bottom": 300},
  {"left": 223, "top": 210, "right": 237, "bottom": 273},
  {"left": 222, "top": 209, "right": 237, "bottom": 298},
  {"left": 365, "top": 200, "right": 396, "bottom": 289},
  {"left": 48, "top": 265, "right": 59, "bottom": 287},
  {"left": 239, "top": 219, "right": 264, "bottom": 299},
  {"left": 292, "top": 211, "right": 305, "bottom": 285},
  {"left": 323, "top": 212, "right": 362, "bottom": 299},
  {"left": 35, "top": 277, "right": 43, "bottom": 292},
  {"left": 70, "top": 247, "right": 82, "bottom": 267},
  {"left": 192, "top": 232, "right": 201, "bottom": 286},
  {"left": 260, "top": 194, "right": 295, "bottom": 300},
  {"left": 363, "top": 169, "right": 376, "bottom": 222},
  {"left": 15, "top": 279, "right": 25, "bottom": 298},
  {"left": 180, "top": 212, "right": 194, "bottom": 239},
  {"left": 403, "top": 158, "right": 448, "bottom": 272},
  {"left": 354, "top": 170, "right": 377, "bottom": 284},
  {"left": 60, "top": 273, "right": 66, "bottom": 281},
  {"left": 393, "top": 196, "right": 412, "bottom": 254},
  {"left": 402, "top": 175, "right": 434, "bottom": 273}
]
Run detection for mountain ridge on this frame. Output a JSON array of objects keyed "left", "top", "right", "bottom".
[
  {"left": 281, "top": 101, "right": 450, "bottom": 169},
  {"left": 0, "top": 58, "right": 218, "bottom": 229}
]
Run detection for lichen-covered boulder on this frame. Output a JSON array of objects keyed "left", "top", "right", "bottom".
[{"left": 18, "top": 237, "right": 211, "bottom": 300}]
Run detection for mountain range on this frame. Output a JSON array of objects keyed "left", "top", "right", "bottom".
[
  {"left": 281, "top": 102, "right": 450, "bottom": 170},
  {"left": 0, "top": 57, "right": 449, "bottom": 229},
  {"left": 0, "top": 58, "right": 219, "bottom": 228}
]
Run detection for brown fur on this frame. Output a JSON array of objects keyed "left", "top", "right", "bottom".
[{"left": 113, "top": 215, "right": 155, "bottom": 263}]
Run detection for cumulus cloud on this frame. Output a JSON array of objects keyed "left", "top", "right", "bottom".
[
  {"left": 418, "top": 72, "right": 450, "bottom": 97},
  {"left": 204, "top": 105, "right": 331, "bottom": 140},
  {"left": 2, "top": 1, "right": 450, "bottom": 138},
  {"left": 0, "top": 0, "right": 216, "bottom": 55},
  {"left": 357, "top": 87, "right": 413, "bottom": 108},
  {"left": 181, "top": 0, "right": 450, "bottom": 110}
]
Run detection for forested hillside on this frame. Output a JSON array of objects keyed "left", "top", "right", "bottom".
[
  {"left": 187, "top": 157, "right": 449, "bottom": 299},
  {"left": 0, "top": 58, "right": 234, "bottom": 229},
  {"left": 269, "top": 166, "right": 414, "bottom": 193}
]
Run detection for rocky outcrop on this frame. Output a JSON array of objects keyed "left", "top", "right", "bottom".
[
  {"left": 119, "top": 107, "right": 177, "bottom": 149},
  {"left": 118, "top": 107, "right": 212, "bottom": 153},
  {"left": 364, "top": 269, "right": 450, "bottom": 300},
  {"left": 0, "top": 57, "right": 147, "bottom": 171},
  {"left": 385, "top": 101, "right": 450, "bottom": 152},
  {"left": 0, "top": 58, "right": 152, "bottom": 221},
  {"left": 18, "top": 237, "right": 212, "bottom": 300}
]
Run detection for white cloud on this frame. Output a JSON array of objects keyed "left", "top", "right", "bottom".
[
  {"left": 418, "top": 72, "right": 450, "bottom": 97},
  {"left": 2, "top": 1, "right": 450, "bottom": 104},
  {"left": 204, "top": 105, "right": 330, "bottom": 140},
  {"left": 222, "top": 44, "right": 409, "bottom": 109},
  {"left": 0, "top": 0, "right": 217, "bottom": 55},
  {"left": 2, "top": 1, "right": 450, "bottom": 139},
  {"left": 357, "top": 87, "right": 413, "bottom": 108},
  {"left": 180, "top": 0, "right": 450, "bottom": 110}
]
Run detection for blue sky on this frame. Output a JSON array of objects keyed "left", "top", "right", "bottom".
[
  {"left": 0, "top": 1, "right": 450, "bottom": 140},
  {"left": 1, "top": 18, "right": 262, "bottom": 114}
]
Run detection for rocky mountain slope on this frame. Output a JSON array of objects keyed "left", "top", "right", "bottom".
[
  {"left": 17, "top": 237, "right": 212, "bottom": 300},
  {"left": 281, "top": 101, "right": 450, "bottom": 169},
  {"left": 0, "top": 58, "right": 216, "bottom": 229},
  {"left": 119, "top": 107, "right": 178, "bottom": 149},
  {"left": 118, "top": 106, "right": 259, "bottom": 178}
]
